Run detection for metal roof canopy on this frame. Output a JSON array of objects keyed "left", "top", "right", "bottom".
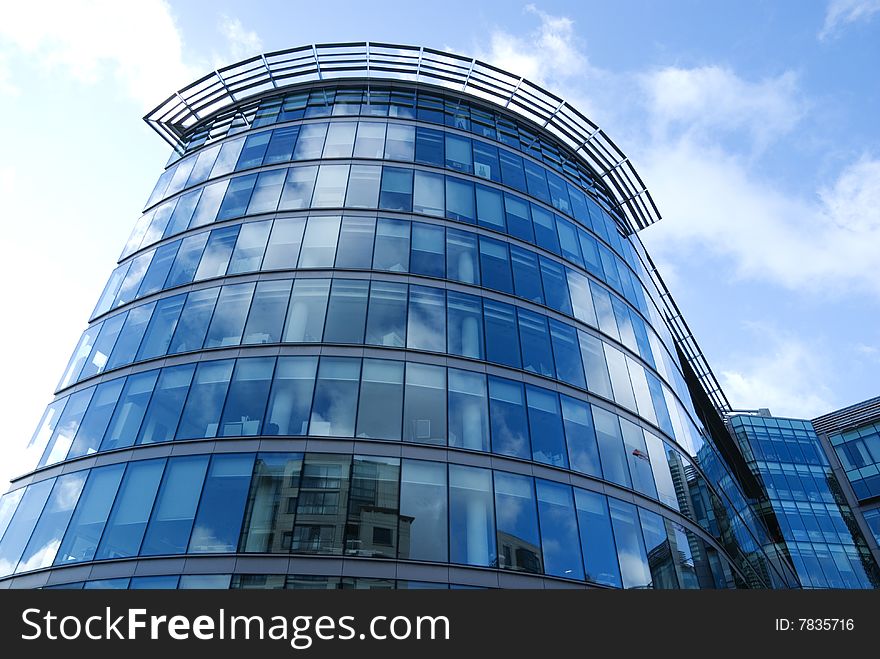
[{"left": 144, "top": 41, "right": 661, "bottom": 235}]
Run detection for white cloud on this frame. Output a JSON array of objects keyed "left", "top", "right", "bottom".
[
  {"left": 719, "top": 324, "right": 835, "bottom": 418},
  {"left": 0, "top": 0, "right": 195, "bottom": 109},
  {"left": 819, "top": 0, "right": 880, "bottom": 40},
  {"left": 640, "top": 66, "right": 803, "bottom": 150},
  {"left": 218, "top": 15, "right": 263, "bottom": 64}
]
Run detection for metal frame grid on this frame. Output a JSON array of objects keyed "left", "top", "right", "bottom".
[{"left": 144, "top": 41, "right": 660, "bottom": 234}]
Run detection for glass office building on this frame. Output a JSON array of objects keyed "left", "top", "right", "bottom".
[
  {"left": 728, "top": 414, "right": 880, "bottom": 588},
  {"left": 812, "top": 396, "right": 880, "bottom": 568},
  {"left": 0, "top": 43, "right": 801, "bottom": 590}
]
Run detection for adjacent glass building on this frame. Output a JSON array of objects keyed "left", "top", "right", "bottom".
[
  {"left": 0, "top": 43, "right": 802, "bottom": 590},
  {"left": 728, "top": 413, "right": 880, "bottom": 588}
]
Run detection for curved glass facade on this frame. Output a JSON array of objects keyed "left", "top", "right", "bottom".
[{"left": 0, "top": 46, "right": 801, "bottom": 590}]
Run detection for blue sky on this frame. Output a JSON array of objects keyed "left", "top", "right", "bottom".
[{"left": 0, "top": 0, "right": 878, "bottom": 485}]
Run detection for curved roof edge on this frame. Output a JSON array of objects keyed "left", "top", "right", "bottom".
[{"left": 143, "top": 41, "right": 660, "bottom": 234}]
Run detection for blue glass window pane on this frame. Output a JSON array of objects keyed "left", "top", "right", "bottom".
[
  {"left": 236, "top": 131, "right": 271, "bottom": 170},
  {"left": 567, "top": 270, "right": 597, "bottom": 326},
  {"left": 141, "top": 455, "right": 210, "bottom": 556},
  {"left": 95, "top": 458, "right": 165, "bottom": 559},
  {"left": 264, "top": 356, "right": 317, "bottom": 436},
  {"left": 523, "top": 160, "right": 551, "bottom": 203},
  {"left": 567, "top": 184, "right": 591, "bottom": 227},
  {"left": 241, "top": 280, "right": 291, "bottom": 345},
  {"left": 561, "top": 396, "right": 601, "bottom": 477},
  {"left": 279, "top": 91, "right": 308, "bottom": 121},
  {"left": 499, "top": 150, "right": 526, "bottom": 191},
  {"left": 216, "top": 174, "right": 257, "bottom": 221},
  {"left": 291, "top": 454, "right": 351, "bottom": 555},
  {"left": 323, "top": 279, "right": 369, "bottom": 344},
  {"left": 136, "top": 364, "right": 196, "bottom": 445},
  {"left": 284, "top": 278, "right": 330, "bottom": 343},
  {"left": 639, "top": 509, "right": 679, "bottom": 589},
  {"left": 188, "top": 453, "right": 255, "bottom": 552},
  {"left": 518, "top": 308, "right": 554, "bottom": 377},
  {"left": 384, "top": 123, "right": 415, "bottom": 160},
  {"left": 510, "top": 245, "right": 543, "bottom": 304},
  {"left": 309, "top": 357, "right": 361, "bottom": 437},
  {"left": 488, "top": 377, "right": 530, "bottom": 459},
  {"left": 335, "top": 216, "right": 376, "bottom": 268},
  {"left": 549, "top": 320, "right": 586, "bottom": 388},
  {"left": 238, "top": 453, "right": 303, "bottom": 552},
  {"left": 403, "top": 363, "right": 446, "bottom": 445},
  {"left": 175, "top": 360, "right": 234, "bottom": 440},
  {"left": 356, "top": 360, "right": 404, "bottom": 440},
  {"left": 165, "top": 232, "right": 209, "bottom": 288},
  {"left": 210, "top": 137, "right": 245, "bottom": 178},
  {"left": 494, "top": 472, "right": 541, "bottom": 573},
  {"left": 593, "top": 406, "right": 633, "bottom": 488},
  {"left": 219, "top": 357, "right": 275, "bottom": 437},
  {"left": 413, "top": 170, "right": 445, "bottom": 217},
  {"left": 504, "top": 194, "right": 533, "bottom": 242},
  {"left": 598, "top": 244, "right": 623, "bottom": 293},
  {"left": 414, "top": 127, "right": 444, "bottom": 166},
  {"left": 278, "top": 165, "right": 318, "bottom": 210},
  {"left": 79, "top": 314, "right": 126, "bottom": 380},
  {"left": 447, "top": 291, "right": 484, "bottom": 360},
  {"left": 54, "top": 464, "right": 125, "bottom": 565},
  {"left": 556, "top": 217, "right": 583, "bottom": 266},
  {"left": 353, "top": 121, "right": 386, "bottom": 158},
  {"left": 448, "top": 369, "right": 489, "bottom": 451},
  {"left": 345, "top": 164, "right": 381, "bottom": 208},
  {"left": 646, "top": 373, "right": 674, "bottom": 437},
  {"left": 40, "top": 388, "right": 95, "bottom": 466},
  {"left": 479, "top": 237, "right": 513, "bottom": 293},
  {"left": 203, "top": 282, "right": 255, "bottom": 348},
  {"left": 579, "top": 331, "right": 613, "bottom": 399},
  {"left": 141, "top": 200, "right": 175, "bottom": 247},
  {"left": 379, "top": 167, "right": 413, "bottom": 212},
  {"left": 91, "top": 264, "right": 128, "bottom": 318},
  {"left": 66, "top": 379, "right": 125, "bottom": 459},
  {"left": 475, "top": 185, "right": 505, "bottom": 231},
  {"left": 532, "top": 206, "right": 561, "bottom": 254},
  {"left": 446, "top": 228, "right": 479, "bottom": 284},
  {"left": 591, "top": 281, "right": 620, "bottom": 341},
  {"left": 16, "top": 472, "right": 87, "bottom": 573},
  {"left": 630, "top": 310, "right": 656, "bottom": 368},
  {"left": 262, "top": 217, "right": 305, "bottom": 270},
  {"left": 365, "top": 281, "right": 407, "bottom": 347},
  {"left": 611, "top": 296, "right": 638, "bottom": 353},
  {"left": 298, "top": 216, "right": 341, "bottom": 267},
  {"left": 473, "top": 141, "right": 501, "bottom": 182},
  {"left": 138, "top": 240, "right": 180, "bottom": 297},
  {"left": 373, "top": 218, "right": 410, "bottom": 272},
  {"left": 227, "top": 221, "right": 272, "bottom": 275},
  {"left": 167, "top": 287, "right": 220, "bottom": 354},
  {"left": 445, "top": 134, "right": 473, "bottom": 173},
  {"left": 399, "top": 460, "right": 447, "bottom": 562},
  {"left": 449, "top": 465, "right": 496, "bottom": 567},
  {"left": 114, "top": 250, "right": 153, "bottom": 308},
  {"left": 536, "top": 480, "right": 584, "bottom": 580},
  {"left": 106, "top": 301, "right": 156, "bottom": 370},
  {"left": 189, "top": 180, "right": 228, "bottom": 228},
  {"left": 311, "top": 164, "right": 350, "bottom": 207},
  {"left": 445, "top": 177, "right": 475, "bottom": 223},
  {"left": 574, "top": 489, "right": 622, "bottom": 587},
  {"left": 99, "top": 371, "right": 159, "bottom": 451},
  {"left": 417, "top": 93, "right": 444, "bottom": 123},
  {"left": 407, "top": 286, "right": 446, "bottom": 352},
  {"left": 547, "top": 172, "right": 572, "bottom": 215},
  {"left": 608, "top": 498, "right": 652, "bottom": 589},
  {"left": 322, "top": 122, "right": 357, "bottom": 157},
  {"left": 604, "top": 344, "right": 637, "bottom": 411},
  {"left": 0, "top": 480, "right": 53, "bottom": 578},
  {"left": 345, "top": 456, "right": 400, "bottom": 558},
  {"left": 526, "top": 386, "right": 568, "bottom": 467},
  {"left": 264, "top": 126, "right": 300, "bottom": 164},
  {"left": 577, "top": 230, "right": 603, "bottom": 279},
  {"left": 484, "top": 300, "right": 521, "bottom": 368},
  {"left": 410, "top": 223, "right": 445, "bottom": 277},
  {"left": 247, "top": 169, "right": 286, "bottom": 214},
  {"left": 185, "top": 143, "right": 220, "bottom": 187},
  {"left": 293, "top": 123, "right": 328, "bottom": 160},
  {"left": 621, "top": 419, "right": 658, "bottom": 499}
]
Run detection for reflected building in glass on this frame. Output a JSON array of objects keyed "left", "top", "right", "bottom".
[{"left": 0, "top": 43, "right": 804, "bottom": 589}]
